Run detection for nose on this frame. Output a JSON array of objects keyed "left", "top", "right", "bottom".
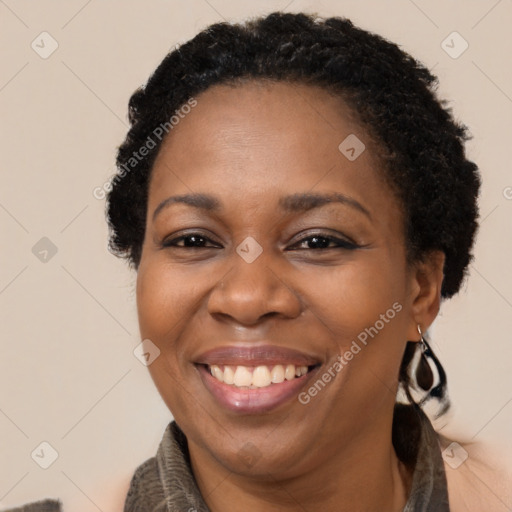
[{"left": 207, "top": 253, "right": 303, "bottom": 327}]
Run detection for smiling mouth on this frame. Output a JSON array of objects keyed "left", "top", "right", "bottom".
[
  {"left": 194, "top": 344, "right": 323, "bottom": 412},
  {"left": 204, "top": 363, "right": 319, "bottom": 389},
  {"left": 196, "top": 360, "right": 322, "bottom": 414}
]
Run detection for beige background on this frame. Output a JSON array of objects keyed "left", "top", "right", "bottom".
[{"left": 1, "top": 0, "right": 511, "bottom": 510}]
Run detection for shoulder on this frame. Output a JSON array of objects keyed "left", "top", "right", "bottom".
[
  {"left": 442, "top": 438, "right": 512, "bottom": 512},
  {"left": 0, "top": 499, "right": 62, "bottom": 512},
  {"left": 124, "top": 455, "right": 167, "bottom": 512}
]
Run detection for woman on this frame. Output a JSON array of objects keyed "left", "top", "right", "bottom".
[{"left": 10, "top": 10, "right": 505, "bottom": 512}]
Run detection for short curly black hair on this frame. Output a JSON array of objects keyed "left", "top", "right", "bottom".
[{"left": 106, "top": 11, "right": 480, "bottom": 300}]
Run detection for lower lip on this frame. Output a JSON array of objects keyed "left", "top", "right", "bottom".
[{"left": 197, "top": 364, "right": 320, "bottom": 414}]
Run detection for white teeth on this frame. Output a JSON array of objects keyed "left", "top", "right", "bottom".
[
  {"left": 208, "top": 364, "right": 310, "bottom": 388},
  {"left": 223, "top": 365, "right": 235, "bottom": 385},
  {"left": 270, "top": 365, "right": 285, "bottom": 384},
  {"left": 233, "top": 366, "right": 253, "bottom": 387},
  {"left": 210, "top": 365, "right": 224, "bottom": 382},
  {"left": 285, "top": 364, "right": 296, "bottom": 381},
  {"left": 252, "top": 366, "right": 272, "bottom": 387}
]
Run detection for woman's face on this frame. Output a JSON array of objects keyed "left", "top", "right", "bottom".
[{"left": 136, "top": 81, "right": 422, "bottom": 479}]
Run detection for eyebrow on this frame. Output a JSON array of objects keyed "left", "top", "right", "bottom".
[
  {"left": 152, "top": 191, "right": 371, "bottom": 221},
  {"left": 279, "top": 192, "right": 371, "bottom": 219},
  {"left": 152, "top": 194, "right": 222, "bottom": 221}
]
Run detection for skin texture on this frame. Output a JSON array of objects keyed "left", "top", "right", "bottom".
[{"left": 136, "top": 81, "right": 445, "bottom": 512}]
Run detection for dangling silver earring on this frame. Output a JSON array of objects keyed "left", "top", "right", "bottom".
[{"left": 415, "top": 325, "right": 434, "bottom": 391}]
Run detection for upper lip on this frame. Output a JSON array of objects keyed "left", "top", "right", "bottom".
[{"left": 195, "top": 344, "right": 322, "bottom": 367}]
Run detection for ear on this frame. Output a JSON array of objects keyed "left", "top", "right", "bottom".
[{"left": 406, "top": 250, "right": 446, "bottom": 341}]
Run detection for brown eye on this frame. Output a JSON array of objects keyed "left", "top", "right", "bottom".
[
  {"left": 288, "top": 233, "right": 359, "bottom": 251},
  {"left": 163, "top": 233, "right": 221, "bottom": 248}
]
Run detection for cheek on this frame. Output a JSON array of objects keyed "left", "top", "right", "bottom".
[
  {"left": 136, "top": 257, "right": 204, "bottom": 340},
  {"left": 300, "top": 252, "right": 409, "bottom": 400},
  {"left": 135, "top": 258, "right": 208, "bottom": 412},
  {"left": 302, "top": 254, "right": 406, "bottom": 338}
]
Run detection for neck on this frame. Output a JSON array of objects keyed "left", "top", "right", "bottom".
[{"left": 188, "top": 419, "right": 412, "bottom": 512}]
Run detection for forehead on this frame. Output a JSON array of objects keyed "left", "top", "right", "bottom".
[
  {"left": 148, "top": 80, "right": 392, "bottom": 213},
  {"left": 155, "top": 80, "right": 368, "bottom": 161}
]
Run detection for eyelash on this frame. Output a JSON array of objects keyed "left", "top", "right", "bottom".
[{"left": 162, "top": 232, "right": 359, "bottom": 251}]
